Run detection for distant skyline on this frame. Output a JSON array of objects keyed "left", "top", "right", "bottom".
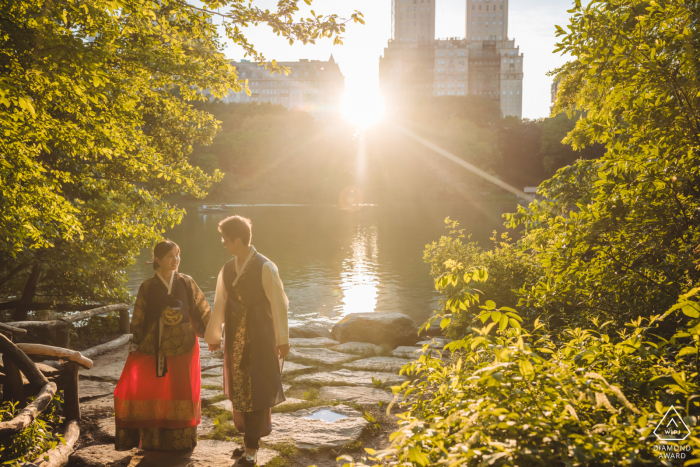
[{"left": 215, "top": 0, "right": 573, "bottom": 120}]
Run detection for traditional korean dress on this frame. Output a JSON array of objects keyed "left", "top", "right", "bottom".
[
  {"left": 114, "top": 272, "right": 211, "bottom": 451},
  {"left": 204, "top": 246, "right": 288, "bottom": 446}
]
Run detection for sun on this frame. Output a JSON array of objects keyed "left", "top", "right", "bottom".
[{"left": 341, "top": 87, "right": 385, "bottom": 129}]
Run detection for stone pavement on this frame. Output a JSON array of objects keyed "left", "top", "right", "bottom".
[{"left": 71, "top": 331, "right": 450, "bottom": 464}]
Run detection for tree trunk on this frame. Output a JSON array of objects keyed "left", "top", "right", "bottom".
[{"left": 12, "top": 263, "right": 42, "bottom": 321}]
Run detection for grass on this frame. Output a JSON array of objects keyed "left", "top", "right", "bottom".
[
  {"left": 263, "top": 442, "right": 300, "bottom": 467},
  {"left": 272, "top": 400, "right": 328, "bottom": 414},
  {"left": 201, "top": 384, "right": 223, "bottom": 390}
]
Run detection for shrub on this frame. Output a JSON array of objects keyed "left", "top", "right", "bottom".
[
  {"left": 0, "top": 393, "right": 64, "bottom": 466},
  {"left": 346, "top": 274, "right": 700, "bottom": 467}
]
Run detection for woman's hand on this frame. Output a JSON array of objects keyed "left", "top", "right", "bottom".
[
  {"left": 208, "top": 343, "right": 221, "bottom": 352},
  {"left": 277, "top": 344, "right": 290, "bottom": 359}
]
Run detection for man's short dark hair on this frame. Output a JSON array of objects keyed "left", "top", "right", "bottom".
[{"left": 218, "top": 215, "right": 252, "bottom": 246}]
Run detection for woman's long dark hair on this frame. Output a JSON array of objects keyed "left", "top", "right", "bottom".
[{"left": 152, "top": 241, "right": 180, "bottom": 270}]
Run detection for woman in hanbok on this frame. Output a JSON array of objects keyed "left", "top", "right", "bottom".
[{"left": 114, "top": 241, "right": 211, "bottom": 451}]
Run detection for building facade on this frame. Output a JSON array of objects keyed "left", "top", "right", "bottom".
[
  {"left": 219, "top": 56, "right": 344, "bottom": 120},
  {"left": 380, "top": 0, "right": 523, "bottom": 118}
]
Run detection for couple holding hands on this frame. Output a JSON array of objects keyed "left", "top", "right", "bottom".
[{"left": 113, "top": 215, "right": 289, "bottom": 466}]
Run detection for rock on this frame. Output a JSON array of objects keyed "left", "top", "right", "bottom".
[
  {"left": 81, "top": 396, "right": 115, "bottom": 416},
  {"left": 201, "top": 366, "right": 224, "bottom": 378},
  {"left": 201, "top": 376, "right": 223, "bottom": 388},
  {"left": 69, "top": 441, "right": 278, "bottom": 466},
  {"left": 98, "top": 417, "right": 115, "bottom": 440},
  {"left": 200, "top": 357, "right": 223, "bottom": 372},
  {"left": 199, "top": 415, "right": 216, "bottom": 437},
  {"left": 201, "top": 388, "right": 224, "bottom": 403},
  {"left": 289, "top": 337, "right": 339, "bottom": 348},
  {"left": 319, "top": 386, "right": 396, "bottom": 406},
  {"left": 331, "top": 342, "right": 383, "bottom": 356},
  {"left": 289, "top": 324, "right": 332, "bottom": 339},
  {"left": 81, "top": 360, "right": 126, "bottom": 382},
  {"left": 293, "top": 369, "right": 408, "bottom": 387},
  {"left": 286, "top": 348, "right": 357, "bottom": 365},
  {"left": 79, "top": 380, "right": 116, "bottom": 401},
  {"left": 267, "top": 405, "right": 367, "bottom": 450},
  {"left": 213, "top": 397, "right": 306, "bottom": 413},
  {"left": 391, "top": 346, "right": 442, "bottom": 359},
  {"left": 331, "top": 313, "right": 419, "bottom": 347},
  {"left": 342, "top": 357, "right": 411, "bottom": 373},
  {"left": 282, "top": 361, "right": 312, "bottom": 374}
]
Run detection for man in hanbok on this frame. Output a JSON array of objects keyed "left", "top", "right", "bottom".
[{"left": 205, "top": 215, "right": 289, "bottom": 465}]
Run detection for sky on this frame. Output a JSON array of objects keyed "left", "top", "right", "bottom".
[{"left": 215, "top": 0, "right": 574, "bottom": 120}]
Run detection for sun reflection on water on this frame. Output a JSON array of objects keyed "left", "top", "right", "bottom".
[{"left": 335, "top": 225, "right": 380, "bottom": 318}]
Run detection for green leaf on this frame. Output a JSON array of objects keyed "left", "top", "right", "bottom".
[
  {"left": 485, "top": 300, "right": 496, "bottom": 310},
  {"left": 499, "top": 314, "right": 509, "bottom": 330},
  {"left": 518, "top": 359, "right": 534, "bottom": 379},
  {"left": 408, "top": 447, "right": 430, "bottom": 466},
  {"left": 682, "top": 304, "right": 700, "bottom": 318}
]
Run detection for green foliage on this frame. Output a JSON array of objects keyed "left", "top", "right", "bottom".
[
  {"left": 0, "top": 393, "right": 63, "bottom": 466},
  {"left": 423, "top": 219, "right": 542, "bottom": 339},
  {"left": 505, "top": 0, "right": 700, "bottom": 331},
  {"left": 0, "top": 0, "right": 361, "bottom": 307},
  {"left": 347, "top": 284, "right": 700, "bottom": 467}
]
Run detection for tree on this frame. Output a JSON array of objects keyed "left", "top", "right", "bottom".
[
  {"left": 0, "top": 0, "right": 363, "bottom": 317},
  {"left": 509, "top": 0, "right": 700, "bottom": 330}
]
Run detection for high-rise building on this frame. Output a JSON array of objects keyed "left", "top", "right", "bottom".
[
  {"left": 392, "top": 0, "right": 436, "bottom": 43},
  {"left": 379, "top": 0, "right": 523, "bottom": 118},
  {"left": 466, "top": 0, "right": 509, "bottom": 41},
  {"left": 216, "top": 56, "right": 344, "bottom": 120}
]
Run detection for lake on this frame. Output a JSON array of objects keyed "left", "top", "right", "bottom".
[{"left": 127, "top": 202, "right": 518, "bottom": 328}]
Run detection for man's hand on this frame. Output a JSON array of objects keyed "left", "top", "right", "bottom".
[
  {"left": 208, "top": 343, "right": 221, "bottom": 352},
  {"left": 277, "top": 344, "right": 290, "bottom": 359}
]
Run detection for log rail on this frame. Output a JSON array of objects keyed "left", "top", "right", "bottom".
[{"left": 7, "top": 303, "right": 131, "bottom": 348}]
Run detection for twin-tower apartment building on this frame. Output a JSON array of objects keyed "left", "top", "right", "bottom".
[
  {"left": 221, "top": 0, "right": 523, "bottom": 119},
  {"left": 381, "top": 0, "right": 524, "bottom": 118}
]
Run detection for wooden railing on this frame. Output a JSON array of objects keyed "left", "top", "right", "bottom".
[{"left": 8, "top": 303, "right": 131, "bottom": 349}]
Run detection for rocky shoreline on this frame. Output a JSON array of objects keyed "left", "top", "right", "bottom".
[{"left": 67, "top": 313, "right": 448, "bottom": 467}]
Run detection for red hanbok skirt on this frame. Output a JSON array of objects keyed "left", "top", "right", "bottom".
[{"left": 114, "top": 344, "right": 201, "bottom": 431}]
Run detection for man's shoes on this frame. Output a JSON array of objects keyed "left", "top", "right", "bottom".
[
  {"left": 232, "top": 447, "right": 245, "bottom": 457},
  {"left": 238, "top": 451, "right": 257, "bottom": 466}
]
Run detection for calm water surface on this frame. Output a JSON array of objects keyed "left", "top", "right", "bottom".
[{"left": 127, "top": 203, "right": 516, "bottom": 327}]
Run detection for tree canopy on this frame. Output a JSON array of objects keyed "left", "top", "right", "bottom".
[{"left": 0, "top": 0, "right": 362, "bottom": 316}]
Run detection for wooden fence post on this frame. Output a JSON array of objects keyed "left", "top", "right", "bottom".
[
  {"left": 119, "top": 308, "right": 131, "bottom": 334},
  {"left": 55, "top": 325, "right": 70, "bottom": 349},
  {"left": 62, "top": 362, "right": 81, "bottom": 421},
  {"left": 4, "top": 358, "right": 26, "bottom": 408}
]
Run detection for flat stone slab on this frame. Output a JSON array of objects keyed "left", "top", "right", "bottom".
[
  {"left": 267, "top": 405, "right": 367, "bottom": 450},
  {"left": 81, "top": 360, "right": 126, "bottom": 382},
  {"left": 289, "top": 337, "right": 340, "bottom": 348},
  {"left": 282, "top": 361, "right": 312, "bottom": 374},
  {"left": 69, "top": 441, "right": 278, "bottom": 466},
  {"left": 96, "top": 415, "right": 214, "bottom": 441},
  {"left": 287, "top": 347, "right": 358, "bottom": 365},
  {"left": 293, "top": 369, "right": 408, "bottom": 387},
  {"left": 319, "top": 386, "right": 396, "bottom": 406},
  {"left": 213, "top": 397, "right": 306, "bottom": 413},
  {"left": 80, "top": 379, "right": 116, "bottom": 401},
  {"left": 201, "top": 366, "right": 224, "bottom": 378},
  {"left": 201, "top": 388, "right": 224, "bottom": 403},
  {"left": 200, "top": 357, "right": 223, "bottom": 372},
  {"left": 201, "top": 377, "right": 223, "bottom": 388},
  {"left": 331, "top": 342, "right": 383, "bottom": 356},
  {"left": 391, "top": 346, "right": 443, "bottom": 359},
  {"left": 289, "top": 324, "right": 332, "bottom": 339},
  {"left": 342, "top": 356, "right": 411, "bottom": 373}
]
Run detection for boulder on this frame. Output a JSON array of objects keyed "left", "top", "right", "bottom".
[
  {"left": 331, "top": 313, "right": 419, "bottom": 347},
  {"left": 289, "top": 324, "right": 332, "bottom": 339},
  {"left": 293, "top": 369, "right": 407, "bottom": 387},
  {"left": 69, "top": 441, "right": 278, "bottom": 466},
  {"left": 342, "top": 357, "right": 411, "bottom": 373},
  {"left": 331, "top": 342, "right": 383, "bottom": 356},
  {"left": 318, "top": 386, "right": 396, "bottom": 406},
  {"left": 267, "top": 405, "right": 367, "bottom": 450},
  {"left": 288, "top": 337, "right": 339, "bottom": 348},
  {"left": 286, "top": 348, "right": 357, "bottom": 366}
]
